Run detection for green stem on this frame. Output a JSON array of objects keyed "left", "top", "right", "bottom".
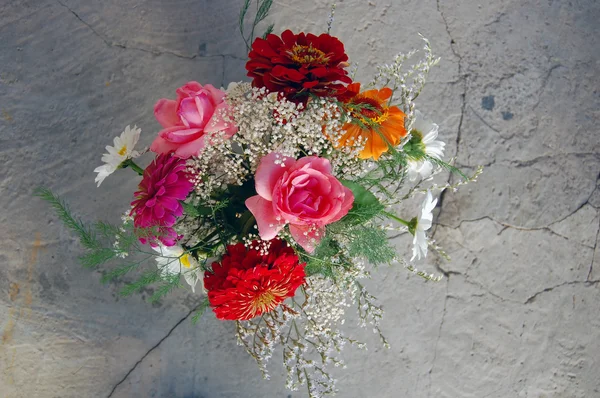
[
  {"left": 122, "top": 159, "right": 144, "bottom": 175},
  {"left": 381, "top": 210, "right": 411, "bottom": 227},
  {"left": 185, "top": 229, "right": 224, "bottom": 253}
]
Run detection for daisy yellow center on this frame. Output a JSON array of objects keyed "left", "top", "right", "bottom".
[
  {"left": 288, "top": 44, "right": 329, "bottom": 66},
  {"left": 180, "top": 254, "right": 192, "bottom": 268},
  {"left": 117, "top": 145, "right": 128, "bottom": 156}
]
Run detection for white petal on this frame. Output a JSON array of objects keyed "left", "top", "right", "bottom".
[
  {"left": 422, "top": 125, "right": 439, "bottom": 144},
  {"left": 406, "top": 161, "right": 421, "bottom": 182},
  {"left": 93, "top": 164, "right": 116, "bottom": 187},
  {"left": 183, "top": 268, "right": 203, "bottom": 293},
  {"left": 417, "top": 161, "right": 434, "bottom": 180}
]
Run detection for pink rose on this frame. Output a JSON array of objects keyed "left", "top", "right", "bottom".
[
  {"left": 150, "top": 81, "right": 237, "bottom": 159},
  {"left": 245, "top": 153, "right": 354, "bottom": 253}
]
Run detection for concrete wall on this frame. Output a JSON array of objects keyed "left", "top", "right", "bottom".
[{"left": 1, "top": 0, "right": 599, "bottom": 397}]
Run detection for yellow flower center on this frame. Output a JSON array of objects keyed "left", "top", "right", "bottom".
[
  {"left": 367, "top": 109, "right": 389, "bottom": 125},
  {"left": 350, "top": 96, "right": 389, "bottom": 127},
  {"left": 251, "top": 291, "right": 276, "bottom": 314},
  {"left": 180, "top": 254, "right": 192, "bottom": 268},
  {"left": 288, "top": 44, "right": 329, "bottom": 66},
  {"left": 117, "top": 145, "right": 128, "bottom": 156}
]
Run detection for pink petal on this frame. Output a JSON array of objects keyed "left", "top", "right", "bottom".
[
  {"left": 178, "top": 95, "right": 214, "bottom": 128},
  {"left": 254, "top": 153, "right": 295, "bottom": 201},
  {"left": 204, "top": 102, "right": 237, "bottom": 135},
  {"left": 294, "top": 156, "right": 332, "bottom": 175},
  {"left": 153, "top": 205, "right": 165, "bottom": 219},
  {"left": 159, "top": 126, "right": 204, "bottom": 144},
  {"left": 176, "top": 81, "right": 203, "bottom": 100},
  {"left": 173, "top": 136, "right": 206, "bottom": 158},
  {"left": 150, "top": 135, "right": 180, "bottom": 155},
  {"left": 160, "top": 197, "right": 180, "bottom": 211},
  {"left": 154, "top": 99, "right": 180, "bottom": 128},
  {"left": 245, "top": 195, "right": 283, "bottom": 240},
  {"left": 289, "top": 224, "right": 324, "bottom": 254},
  {"left": 321, "top": 185, "right": 354, "bottom": 225},
  {"left": 202, "top": 84, "right": 226, "bottom": 104}
]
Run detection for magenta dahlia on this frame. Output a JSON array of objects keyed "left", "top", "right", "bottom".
[{"left": 130, "top": 154, "right": 193, "bottom": 246}]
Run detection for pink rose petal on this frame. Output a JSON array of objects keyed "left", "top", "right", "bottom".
[
  {"left": 245, "top": 195, "right": 284, "bottom": 240},
  {"left": 254, "top": 153, "right": 295, "bottom": 201},
  {"left": 154, "top": 99, "right": 180, "bottom": 128},
  {"left": 289, "top": 224, "right": 324, "bottom": 253}
]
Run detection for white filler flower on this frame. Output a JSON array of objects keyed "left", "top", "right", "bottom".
[
  {"left": 406, "top": 110, "right": 445, "bottom": 182},
  {"left": 153, "top": 244, "right": 203, "bottom": 293},
  {"left": 94, "top": 125, "right": 141, "bottom": 187},
  {"left": 411, "top": 190, "right": 437, "bottom": 261}
]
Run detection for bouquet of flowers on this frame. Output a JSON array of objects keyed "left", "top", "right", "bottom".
[{"left": 38, "top": 2, "right": 481, "bottom": 396}]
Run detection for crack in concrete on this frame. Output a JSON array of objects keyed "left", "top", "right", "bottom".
[
  {"left": 461, "top": 275, "right": 520, "bottom": 304},
  {"left": 55, "top": 0, "right": 245, "bottom": 62},
  {"left": 427, "top": 275, "right": 449, "bottom": 398},
  {"left": 106, "top": 305, "right": 200, "bottom": 398},
  {"left": 483, "top": 11, "right": 507, "bottom": 28},
  {"left": 511, "top": 152, "right": 600, "bottom": 169},
  {"left": 455, "top": 151, "right": 599, "bottom": 171},
  {"left": 438, "top": 181, "right": 598, "bottom": 237},
  {"left": 427, "top": 7, "right": 466, "bottom": 391},
  {"left": 469, "top": 105, "right": 500, "bottom": 133},
  {"left": 531, "top": 64, "right": 563, "bottom": 112},
  {"left": 437, "top": 257, "right": 520, "bottom": 304},
  {"left": 588, "top": 221, "right": 600, "bottom": 280},
  {"left": 524, "top": 280, "right": 600, "bottom": 305},
  {"left": 434, "top": 0, "right": 468, "bottom": 236},
  {"left": 439, "top": 215, "right": 596, "bottom": 249}
]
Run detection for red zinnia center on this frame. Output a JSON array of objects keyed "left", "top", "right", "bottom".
[
  {"left": 251, "top": 290, "right": 277, "bottom": 314},
  {"left": 288, "top": 44, "right": 330, "bottom": 66}
]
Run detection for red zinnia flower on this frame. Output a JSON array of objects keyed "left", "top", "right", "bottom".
[
  {"left": 130, "top": 154, "right": 194, "bottom": 246},
  {"left": 204, "top": 239, "right": 306, "bottom": 321},
  {"left": 246, "top": 30, "right": 352, "bottom": 103}
]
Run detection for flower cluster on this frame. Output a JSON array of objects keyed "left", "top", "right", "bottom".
[
  {"left": 204, "top": 239, "right": 305, "bottom": 320},
  {"left": 47, "top": 5, "right": 481, "bottom": 398}
]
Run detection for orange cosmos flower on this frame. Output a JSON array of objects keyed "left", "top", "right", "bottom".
[{"left": 338, "top": 83, "right": 407, "bottom": 160}]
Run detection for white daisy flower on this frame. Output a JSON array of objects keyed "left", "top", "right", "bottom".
[
  {"left": 406, "top": 110, "right": 446, "bottom": 182},
  {"left": 94, "top": 125, "right": 141, "bottom": 187},
  {"left": 411, "top": 190, "right": 437, "bottom": 261},
  {"left": 153, "top": 244, "right": 204, "bottom": 293}
]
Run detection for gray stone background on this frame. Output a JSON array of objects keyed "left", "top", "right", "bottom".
[{"left": 1, "top": 0, "right": 599, "bottom": 397}]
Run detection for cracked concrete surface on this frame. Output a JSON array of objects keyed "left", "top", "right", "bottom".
[{"left": 1, "top": 0, "right": 599, "bottom": 397}]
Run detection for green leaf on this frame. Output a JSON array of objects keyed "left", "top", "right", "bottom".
[
  {"left": 79, "top": 248, "right": 117, "bottom": 268},
  {"left": 181, "top": 201, "right": 199, "bottom": 217},
  {"left": 34, "top": 187, "right": 101, "bottom": 251},
  {"left": 339, "top": 180, "right": 384, "bottom": 224},
  {"left": 262, "top": 23, "right": 274, "bottom": 39},
  {"left": 256, "top": 0, "right": 273, "bottom": 23},
  {"left": 346, "top": 226, "right": 395, "bottom": 265},
  {"left": 424, "top": 154, "right": 470, "bottom": 181},
  {"left": 191, "top": 298, "right": 211, "bottom": 325},
  {"left": 341, "top": 180, "right": 381, "bottom": 208},
  {"left": 181, "top": 201, "right": 213, "bottom": 217}
]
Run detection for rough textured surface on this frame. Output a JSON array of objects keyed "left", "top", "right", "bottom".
[{"left": 1, "top": 0, "right": 599, "bottom": 397}]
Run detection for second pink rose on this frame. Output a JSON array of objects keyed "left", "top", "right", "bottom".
[{"left": 245, "top": 153, "right": 354, "bottom": 253}]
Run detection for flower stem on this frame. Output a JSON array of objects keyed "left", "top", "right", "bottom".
[
  {"left": 122, "top": 159, "right": 144, "bottom": 175},
  {"left": 381, "top": 210, "right": 411, "bottom": 227}
]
